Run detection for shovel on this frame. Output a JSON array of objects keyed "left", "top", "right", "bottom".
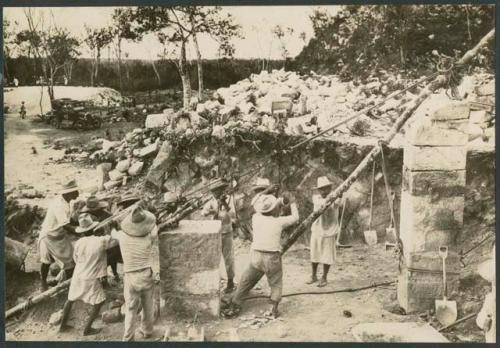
[
  {"left": 435, "top": 246, "right": 457, "bottom": 326},
  {"left": 364, "top": 162, "right": 377, "bottom": 246},
  {"left": 336, "top": 198, "right": 352, "bottom": 249}
]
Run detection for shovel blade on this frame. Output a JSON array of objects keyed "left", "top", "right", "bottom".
[
  {"left": 435, "top": 300, "right": 457, "bottom": 326},
  {"left": 364, "top": 230, "right": 378, "bottom": 246}
]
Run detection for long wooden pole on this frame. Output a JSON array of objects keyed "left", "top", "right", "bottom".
[
  {"left": 282, "top": 29, "right": 494, "bottom": 254},
  {"left": 6, "top": 279, "right": 71, "bottom": 320}
]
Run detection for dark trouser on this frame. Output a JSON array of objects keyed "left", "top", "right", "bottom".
[
  {"left": 232, "top": 250, "right": 282, "bottom": 305},
  {"left": 107, "top": 245, "right": 123, "bottom": 278}
]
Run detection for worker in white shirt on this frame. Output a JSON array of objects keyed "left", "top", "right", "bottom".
[
  {"left": 59, "top": 214, "right": 115, "bottom": 336},
  {"left": 38, "top": 179, "right": 81, "bottom": 291},
  {"left": 224, "top": 193, "right": 299, "bottom": 319},
  {"left": 202, "top": 180, "right": 236, "bottom": 293},
  {"left": 307, "top": 176, "right": 342, "bottom": 287},
  {"left": 112, "top": 205, "right": 160, "bottom": 341}
]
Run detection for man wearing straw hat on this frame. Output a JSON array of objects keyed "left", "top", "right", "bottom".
[
  {"left": 202, "top": 179, "right": 237, "bottom": 294},
  {"left": 112, "top": 205, "right": 160, "bottom": 341},
  {"left": 81, "top": 195, "right": 121, "bottom": 284},
  {"left": 224, "top": 193, "right": 299, "bottom": 319},
  {"left": 59, "top": 213, "right": 114, "bottom": 336},
  {"left": 306, "top": 176, "right": 342, "bottom": 288},
  {"left": 38, "top": 179, "right": 80, "bottom": 292}
]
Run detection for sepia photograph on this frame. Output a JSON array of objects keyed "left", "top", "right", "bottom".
[{"left": 2, "top": 4, "right": 496, "bottom": 343}]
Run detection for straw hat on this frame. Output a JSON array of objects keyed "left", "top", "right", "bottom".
[
  {"left": 252, "top": 177, "right": 271, "bottom": 192},
  {"left": 60, "top": 179, "right": 79, "bottom": 195},
  {"left": 120, "top": 206, "right": 156, "bottom": 237},
  {"left": 253, "top": 194, "right": 279, "bottom": 214},
  {"left": 315, "top": 176, "right": 333, "bottom": 190},
  {"left": 75, "top": 213, "right": 99, "bottom": 234},
  {"left": 81, "top": 195, "right": 108, "bottom": 212}
]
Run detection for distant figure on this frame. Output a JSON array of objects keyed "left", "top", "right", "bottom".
[
  {"left": 64, "top": 76, "right": 68, "bottom": 86},
  {"left": 13, "top": 77, "right": 19, "bottom": 87},
  {"left": 31, "top": 146, "right": 37, "bottom": 155},
  {"left": 20, "top": 101, "right": 26, "bottom": 119}
]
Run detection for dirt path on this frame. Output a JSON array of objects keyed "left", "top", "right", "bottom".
[{"left": 7, "top": 242, "right": 418, "bottom": 342}]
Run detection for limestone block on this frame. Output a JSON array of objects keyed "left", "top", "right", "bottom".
[
  {"left": 476, "top": 80, "right": 494, "bottom": 96},
  {"left": 404, "top": 145, "right": 467, "bottom": 171},
  {"left": 470, "top": 110, "right": 493, "bottom": 124},
  {"left": 159, "top": 220, "right": 221, "bottom": 319},
  {"left": 146, "top": 141, "right": 174, "bottom": 190},
  {"left": 96, "top": 162, "right": 112, "bottom": 191},
  {"left": 128, "top": 161, "right": 144, "bottom": 176},
  {"left": 145, "top": 113, "right": 171, "bottom": 129},
  {"left": 138, "top": 140, "right": 160, "bottom": 158},
  {"left": 352, "top": 322, "right": 448, "bottom": 343},
  {"left": 399, "top": 191, "right": 464, "bottom": 253},
  {"left": 115, "top": 159, "right": 131, "bottom": 173},
  {"left": 108, "top": 169, "right": 125, "bottom": 181},
  {"left": 402, "top": 166, "right": 466, "bottom": 197},
  {"left": 406, "top": 251, "right": 460, "bottom": 274},
  {"left": 398, "top": 265, "right": 459, "bottom": 313},
  {"left": 431, "top": 102, "right": 470, "bottom": 121},
  {"left": 408, "top": 119, "right": 468, "bottom": 146}
]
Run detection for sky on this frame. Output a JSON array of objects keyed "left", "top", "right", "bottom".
[{"left": 4, "top": 6, "right": 341, "bottom": 60}]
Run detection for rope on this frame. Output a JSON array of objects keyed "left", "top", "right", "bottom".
[{"left": 243, "top": 280, "right": 396, "bottom": 301}]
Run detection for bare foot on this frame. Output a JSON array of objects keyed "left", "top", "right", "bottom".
[
  {"left": 317, "top": 278, "right": 327, "bottom": 287},
  {"left": 83, "top": 327, "right": 102, "bottom": 336},
  {"left": 59, "top": 324, "right": 73, "bottom": 333},
  {"left": 306, "top": 276, "right": 318, "bottom": 284}
]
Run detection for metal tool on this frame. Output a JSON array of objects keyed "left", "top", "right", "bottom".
[{"left": 435, "top": 246, "right": 457, "bottom": 326}]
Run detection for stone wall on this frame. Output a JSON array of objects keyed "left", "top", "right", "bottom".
[{"left": 159, "top": 220, "right": 221, "bottom": 319}]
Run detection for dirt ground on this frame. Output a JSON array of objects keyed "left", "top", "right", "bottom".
[{"left": 3, "top": 111, "right": 486, "bottom": 343}]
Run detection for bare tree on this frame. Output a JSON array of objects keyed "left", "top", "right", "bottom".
[
  {"left": 84, "top": 25, "right": 113, "bottom": 86},
  {"left": 272, "top": 25, "right": 295, "bottom": 70},
  {"left": 16, "top": 9, "right": 80, "bottom": 110}
]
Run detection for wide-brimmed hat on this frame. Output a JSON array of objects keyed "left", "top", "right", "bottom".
[
  {"left": 315, "top": 176, "right": 333, "bottom": 190},
  {"left": 209, "top": 180, "right": 229, "bottom": 192},
  {"left": 81, "top": 195, "right": 108, "bottom": 212},
  {"left": 117, "top": 193, "right": 141, "bottom": 207},
  {"left": 75, "top": 213, "right": 99, "bottom": 234},
  {"left": 60, "top": 179, "right": 79, "bottom": 195},
  {"left": 120, "top": 206, "right": 156, "bottom": 237},
  {"left": 253, "top": 194, "right": 279, "bottom": 214},
  {"left": 252, "top": 177, "right": 271, "bottom": 192}
]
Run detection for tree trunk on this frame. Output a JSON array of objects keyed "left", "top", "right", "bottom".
[
  {"left": 95, "top": 49, "right": 101, "bottom": 86},
  {"left": 117, "top": 39, "right": 123, "bottom": 95},
  {"left": 151, "top": 59, "right": 161, "bottom": 87},
  {"left": 192, "top": 32, "right": 204, "bottom": 102},
  {"left": 5, "top": 237, "right": 29, "bottom": 270},
  {"left": 178, "top": 40, "right": 191, "bottom": 110}
]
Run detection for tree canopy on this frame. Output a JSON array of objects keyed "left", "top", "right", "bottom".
[{"left": 294, "top": 5, "right": 494, "bottom": 80}]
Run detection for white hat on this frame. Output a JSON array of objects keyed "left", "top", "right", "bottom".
[
  {"left": 60, "top": 179, "right": 79, "bottom": 195},
  {"left": 315, "top": 176, "right": 333, "bottom": 189},
  {"left": 75, "top": 213, "right": 99, "bottom": 234},
  {"left": 253, "top": 194, "right": 279, "bottom": 214}
]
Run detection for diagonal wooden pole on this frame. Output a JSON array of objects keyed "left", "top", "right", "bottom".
[{"left": 282, "top": 29, "right": 494, "bottom": 254}]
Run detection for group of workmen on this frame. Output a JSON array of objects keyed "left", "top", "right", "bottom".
[{"left": 37, "top": 174, "right": 343, "bottom": 340}]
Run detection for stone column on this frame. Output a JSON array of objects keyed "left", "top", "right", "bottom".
[
  {"left": 397, "top": 101, "right": 470, "bottom": 313},
  {"left": 159, "top": 220, "right": 222, "bottom": 319}
]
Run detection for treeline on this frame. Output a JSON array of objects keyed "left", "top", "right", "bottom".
[
  {"left": 293, "top": 4, "right": 495, "bottom": 80},
  {"left": 4, "top": 57, "right": 284, "bottom": 94}
]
